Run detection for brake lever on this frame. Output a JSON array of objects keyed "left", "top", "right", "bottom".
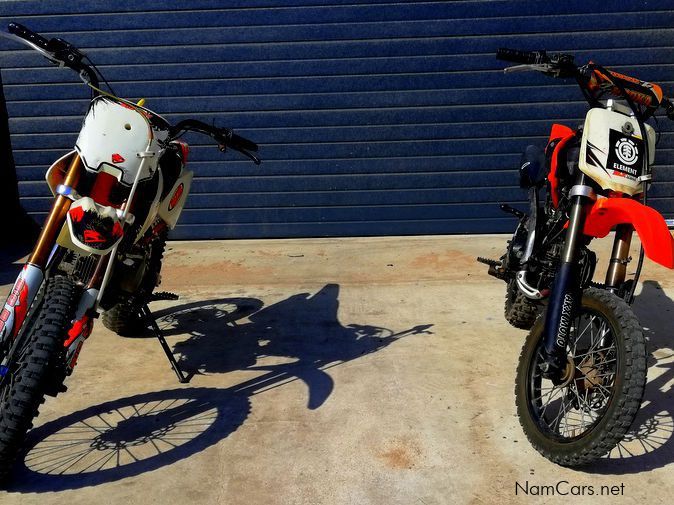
[
  {"left": 240, "top": 149, "right": 261, "bottom": 165},
  {"left": 504, "top": 62, "right": 576, "bottom": 79},
  {"left": 218, "top": 144, "right": 261, "bottom": 165},
  {"left": 503, "top": 63, "right": 556, "bottom": 74}
]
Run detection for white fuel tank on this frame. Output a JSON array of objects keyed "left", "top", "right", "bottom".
[{"left": 578, "top": 107, "right": 655, "bottom": 196}]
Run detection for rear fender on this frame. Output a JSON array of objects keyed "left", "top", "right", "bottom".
[{"left": 583, "top": 198, "right": 674, "bottom": 268}]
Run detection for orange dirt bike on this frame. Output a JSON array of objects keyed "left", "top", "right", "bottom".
[
  {"left": 0, "top": 23, "right": 260, "bottom": 482},
  {"left": 479, "top": 48, "right": 674, "bottom": 466}
]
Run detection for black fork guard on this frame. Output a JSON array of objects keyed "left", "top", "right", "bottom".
[
  {"left": 541, "top": 262, "right": 579, "bottom": 373},
  {"left": 540, "top": 184, "right": 588, "bottom": 378}
]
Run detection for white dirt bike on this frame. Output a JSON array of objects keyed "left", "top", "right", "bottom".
[{"left": 0, "top": 22, "right": 260, "bottom": 483}]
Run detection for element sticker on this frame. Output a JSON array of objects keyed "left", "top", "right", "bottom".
[{"left": 606, "top": 129, "right": 644, "bottom": 179}]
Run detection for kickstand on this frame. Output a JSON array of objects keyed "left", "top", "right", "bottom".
[{"left": 140, "top": 303, "right": 190, "bottom": 383}]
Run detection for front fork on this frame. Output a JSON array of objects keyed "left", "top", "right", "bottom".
[
  {"left": 605, "top": 224, "right": 634, "bottom": 294},
  {"left": 0, "top": 155, "right": 97, "bottom": 372},
  {"left": 541, "top": 175, "right": 593, "bottom": 377}
]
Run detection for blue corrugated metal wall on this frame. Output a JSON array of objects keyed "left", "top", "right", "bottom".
[{"left": 1, "top": 0, "right": 673, "bottom": 239}]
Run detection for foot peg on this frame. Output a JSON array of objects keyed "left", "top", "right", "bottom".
[
  {"left": 499, "top": 204, "right": 525, "bottom": 219},
  {"left": 151, "top": 291, "right": 179, "bottom": 301},
  {"left": 477, "top": 256, "right": 501, "bottom": 268},
  {"left": 477, "top": 257, "right": 506, "bottom": 280}
]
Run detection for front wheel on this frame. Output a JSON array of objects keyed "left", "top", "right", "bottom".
[
  {"left": 515, "top": 287, "right": 646, "bottom": 466},
  {"left": 0, "top": 276, "right": 78, "bottom": 483}
]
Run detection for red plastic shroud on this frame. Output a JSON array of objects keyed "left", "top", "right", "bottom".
[
  {"left": 583, "top": 198, "right": 674, "bottom": 269},
  {"left": 547, "top": 124, "right": 576, "bottom": 209}
]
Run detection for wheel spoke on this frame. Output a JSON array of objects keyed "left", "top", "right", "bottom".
[
  {"left": 573, "top": 314, "right": 595, "bottom": 348},
  {"left": 574, "top": 346, "right": 615, "bottom": 359},
  {"left": 587, "top": 321, "right": 610, "bottom": 357},
  {"left": 569, "top": 382, "right": 586, "bottom": 434},
  {"left": 551, "top": 392, "right": 571, "bottom": 434},
  {"left": 539, "top": 385, "right": 564, "bottom": 418}
]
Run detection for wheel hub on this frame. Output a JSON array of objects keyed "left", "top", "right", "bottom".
[
  {"left": 557, "top": 357, "right": 576, "bottom": 388},
  {"left": 575, "top": 352, "right": 605, "bottom": 393}
]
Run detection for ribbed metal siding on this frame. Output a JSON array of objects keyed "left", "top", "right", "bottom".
[{"left": 1, "top": 0, "right": 673, "bottom": 239}]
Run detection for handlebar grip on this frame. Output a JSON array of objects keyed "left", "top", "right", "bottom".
[
  {"left": 496, "top": 48, "right": 545, "bottom": 65},
  {"left": 229, "top": 132, "right": 258, "bottom": 152},
  {"left": 8, "top": 22, "right": 50, "bottom": 51}
]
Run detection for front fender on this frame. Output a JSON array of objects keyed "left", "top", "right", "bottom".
[{"left": 583, "top": 198, "right": 674, "bottom": 269}]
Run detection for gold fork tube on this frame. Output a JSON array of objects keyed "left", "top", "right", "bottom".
[
  {"left": 27, "top": 155, "right": 82, "bottom": 267},
  {"left": 605, "top": 224, "right": 634, "bottom": 289}
]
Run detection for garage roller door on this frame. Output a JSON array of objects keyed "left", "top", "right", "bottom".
[{"left": 1, "top": 0, "right": 673, "bottom": 238}]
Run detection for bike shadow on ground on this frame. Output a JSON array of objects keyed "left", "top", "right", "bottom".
[
  {"left": 586, "top": 279, "right": 674, "bottom": 474},
  {"left": 7, "top": 283, "right": 433, "bottom": 492}
]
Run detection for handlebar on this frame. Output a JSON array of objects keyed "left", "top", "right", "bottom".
[
  {"left": 7, "top": 22, "right": 99, "bottom": 89},
  {"left": 229, "top": 131, "right": 259, "bottom": 153},
  {"left": 8, "top": 21, "right": 49, "bottom": 50},
  {"left": 496, "top": 48, "right": 551, "bottom": 65},
  {"left": 4, "top": 22, "right": 260, "bottom": 164},
  {"left": 497, "top": 47, "right": 673, "bottom": 119},
  {"left": 169, "top": 119, "right": 261, "bottom": 165}
]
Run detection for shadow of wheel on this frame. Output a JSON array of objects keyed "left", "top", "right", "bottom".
[{"left": 8, "top": 387, "right": 250, "bottom": 492}]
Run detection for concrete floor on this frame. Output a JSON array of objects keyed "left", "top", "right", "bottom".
[{"left": 0, "top": 234, "right": 673, "bottom": 504}]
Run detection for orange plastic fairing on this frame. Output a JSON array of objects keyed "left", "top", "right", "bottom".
[{"left": 583, "top": 198, "right": 674, "bottom": 269}]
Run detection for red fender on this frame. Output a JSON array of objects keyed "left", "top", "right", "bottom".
[{"left": 583, "top": 198, "right": 674, "bottom": 269}]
